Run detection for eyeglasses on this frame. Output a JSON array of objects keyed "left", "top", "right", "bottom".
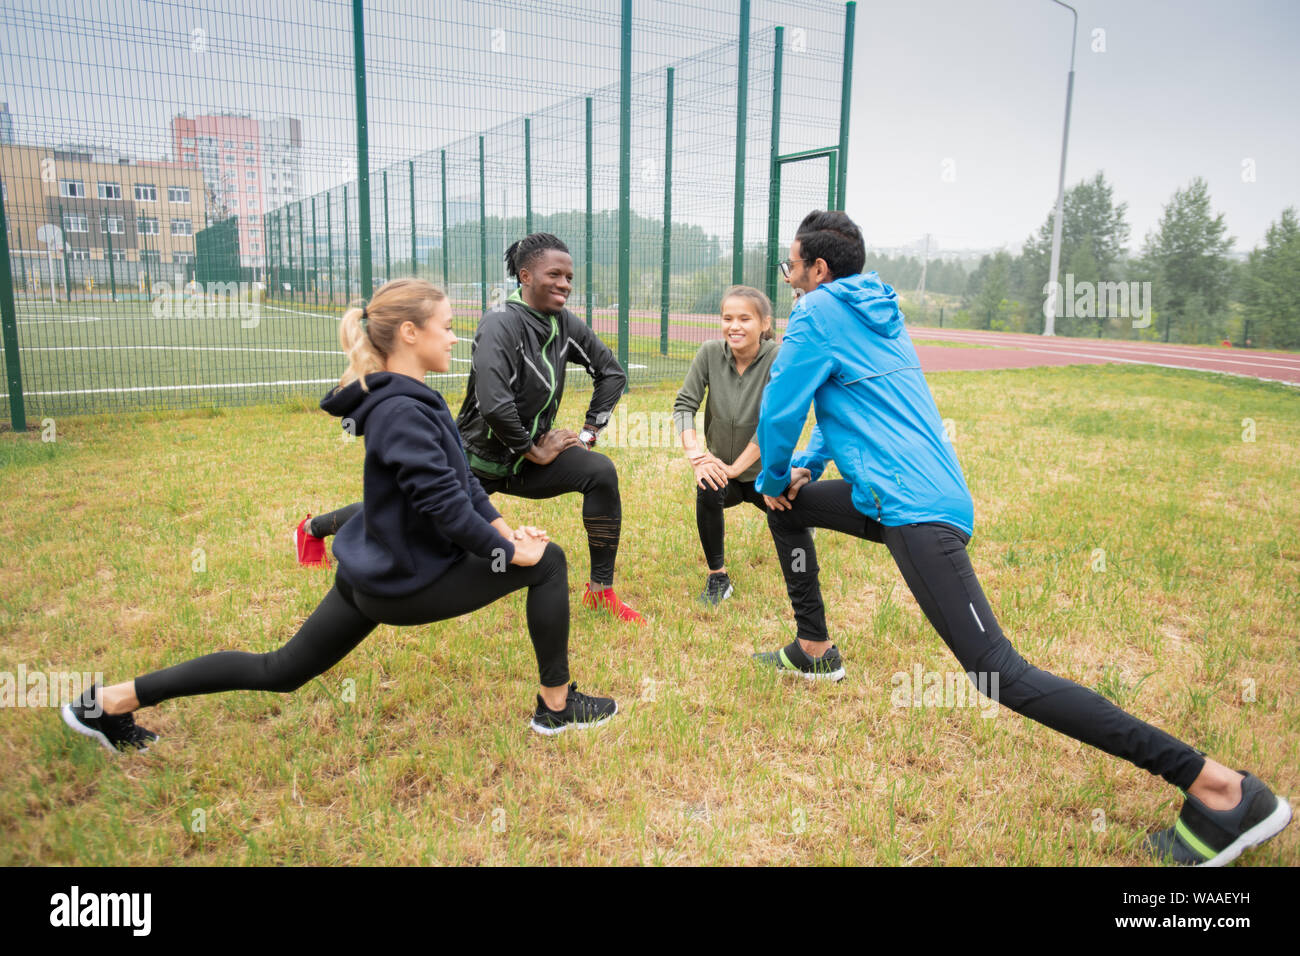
[{"left": 778, "top": 258, "right": 809, "bottom": 278}]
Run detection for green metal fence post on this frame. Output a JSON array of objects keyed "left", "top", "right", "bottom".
[
  {"left": 766, "top": 26, "right": 783, "bottom": 306},
  {"left": 660, "top": 67, "right": 673, "bottom": 356},
  {"left": 326, "top": 194, "right": 334, "bottom": 305},
  {"left": 298, "top": 201, "right": 306, "bottom": 303},
  {"left": 0, "top": 192, "right": 27, "bottom": 431},
  {"left": 409, "top": 160, "right": 416, "bottom": 278},
  {"left": 618, "top": 0, "right": 631, "bottom": 385},
  {"left": 382, "top": 169, "right": 390, "bottom": 285},
  {"left": 58, "top": 202, "right": 72, "bottom": 301},
  {"left": 732, "top": 0, "right": 751, "bottom": 285},
  {"left": 352, "top": 0, "right": 373, "bottom": 299},
  {"left": 344, "top": 186, "right": 351, "bottom": 302},
  {"left": 311, "top": 197, "right": 318, "bottom": 306},
  {"left": 105, "top": 219, "right": 116, "bottom": 302},
  {"left": 827, "top": 151, "right": 838, "bottom": 209},
  {"left": 281, "top": 209, "right": 289, "bottom": 300},
  {"left": 837, "top": 1, "right": 856, "bottom": 209},
  {"left": 440, "top": 150, "right": 449, "bottom": 288},
  {"left": 478, "top": 135, "right": 487, "bottom": 314},
  {"left": 525, "top": 118, "right": 533, "bottom": 236},
  {"left": 585, "top": 96, "right": 593, "bottom": 328}
]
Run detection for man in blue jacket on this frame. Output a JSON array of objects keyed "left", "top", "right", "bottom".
[{"left": 752, "top": 210, "right": 1290, "bottom": 866}]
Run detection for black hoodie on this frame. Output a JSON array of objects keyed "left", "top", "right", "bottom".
[{"left": 320, "top": 371, "right": 514, "bottom": 599}]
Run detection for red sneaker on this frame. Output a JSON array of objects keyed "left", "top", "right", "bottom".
[
  {"left": 582, "top": 584, "right": 645, "bottom": 624},
  {"left": 295, "top": 516, "right": 330, "bottom": 568}
]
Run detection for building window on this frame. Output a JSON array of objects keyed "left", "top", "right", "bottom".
[
  {"left": 60, "top": 179, "right": 86, "bottom": 198},
  {"left": 245, "top": 155, "right": 255, "bottom": 165},
  {"left": 99, "top": 215, "right": 124, "bottom": 235},
  {"left": 247, "top": 185, "right": 257, "bottom": 194},
  {"left": 140, "top": 250, "right": 160, "bottom": 265},
  {"left": 223, "top": 139, "right": 233, "bottom": 148},
  {"left": 251, "top": 242, "right": 260, "bottom": 251},
  {"left": 64, "top": 214, "right": 89, "bottom": 233},
  {"left": 136, "top": 217, "right": 159, "bottom": 235},
  {"left": 98, "top": 182, "right": 122, "bottom": 201},
  {"left": 173, "top": 252, "right": 193, "bottom": 265},
  {"left": 67, "top": 249, "right": 90, "bottom": 261},
  {"left": 168, "top": 186, "right": 191, "bottom": 203},
  {"left": 110, "top": 250, "right": 126, "bottom": 262},
  {"left": 134, "top": 183, "right": 157, "bottom": 202},
  {"left": 183, "top": 151, "right": 195, "bottom": 162},
  {"left": 182, "top": 136, "right": 195, "bottom": 146},
  {"left": 248, "top": 199, "right": 258, "bottom": 209},
  {"left": 224, "top": 154, "right": 235, "bottom": 163},
  {"left": 170, "top": 219, "right": 193, "bottom": 236},
  {"left": 246, "top": 170, "right": 256, "bottom": 180}
]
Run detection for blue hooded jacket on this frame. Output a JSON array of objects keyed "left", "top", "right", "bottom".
[{"left": 755, "top": 272, "right": 974, "bottom": 534}]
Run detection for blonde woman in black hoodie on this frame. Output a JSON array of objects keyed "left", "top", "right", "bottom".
[{"left": 62, "top": 278, "right": 616, "bottom": 749}]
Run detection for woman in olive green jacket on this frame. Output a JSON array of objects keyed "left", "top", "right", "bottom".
[{"left": 673, "top": 286, "right": 780, "bottom": 605}]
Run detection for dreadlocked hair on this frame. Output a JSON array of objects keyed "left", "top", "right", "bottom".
[{"left": 504, "top": 232, "right": 570, "bottom": 281}]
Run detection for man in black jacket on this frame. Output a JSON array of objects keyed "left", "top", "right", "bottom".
[{"left": 457, "top": 233, "right": 643, "bottom": 624}]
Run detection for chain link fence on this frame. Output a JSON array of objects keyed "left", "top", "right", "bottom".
[{"left": 1, "top": 0, "right": 853, "bottom": 426}]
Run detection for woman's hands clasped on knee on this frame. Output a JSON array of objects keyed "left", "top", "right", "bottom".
[
  {"left": 509, "top": 526, "right": 552, "bottom": 566},
  {"left": 692, "top": 454, "right": 730, "bottom": 491}
]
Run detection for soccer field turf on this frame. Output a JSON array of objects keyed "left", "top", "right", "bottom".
[{"left": 1, "top": 296, "right": 697, "bottom": 420}]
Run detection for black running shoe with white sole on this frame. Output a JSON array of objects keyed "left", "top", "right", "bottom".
[
  {"left": 753, "top": 640, "right": 846, "bottom": 682},
  {"left": 700, "top": 571, "right": 734, "bottom": 606},
  {"left": 1145, "top": 771, "right": 1292, "bottom": 866},
  {"left": 530, "top": 683, "right": 617, "bottom": 736},
  {"left": 61, "top": 685, "right": 159, "bottom": 755}
]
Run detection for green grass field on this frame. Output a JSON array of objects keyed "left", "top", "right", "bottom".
[{"left": 1, "top": 364, "right": 1297, "bottom": 865}]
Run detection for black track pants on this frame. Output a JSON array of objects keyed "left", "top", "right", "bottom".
[
  {"left": 477, "top": 446, "right": 622, "bottom": 587},
  {"left": 765, "top": 479, "right": 1206, "bottom": 790},
  {"left": 696, "top": 479, "right": 767, "bottom": 572},
  {"left": 133, "top": 542, "right": 571, "bottom": 707}
]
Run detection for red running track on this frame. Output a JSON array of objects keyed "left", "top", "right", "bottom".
[
  {"left": 907, "top": 327, "right": 1300, "bottom": 386},
  {"left": 584, "top": 310, "right": 1300, "bottom": 387}
]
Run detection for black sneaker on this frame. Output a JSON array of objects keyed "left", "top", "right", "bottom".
[
  {"left": 61, "top": 686, "right": 159, "bottom": 755},
  {"left": 1145, "top": 771, "right": 1292, "bottom": 866},
  {"left": 753, "top": 640, "right": 846, "bottom": 682},
  {"left": 699, "top": 571, "right": 734, "bottom": 606},
  {"left": 529, "top": 683, "right": 618, "bottom": 737}
]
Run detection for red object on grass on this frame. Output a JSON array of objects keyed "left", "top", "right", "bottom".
[{"left": 295, "top": 516, "right": 330, "bottom": 568}]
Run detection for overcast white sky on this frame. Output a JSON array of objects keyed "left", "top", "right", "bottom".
[
  {"left": 844, "top": 0, "right": 1300, "bottom": 254},
  {"left": 3, "top": 0, "right": 1296, "bottom": 257}
]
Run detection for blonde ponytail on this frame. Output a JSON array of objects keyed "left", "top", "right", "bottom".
[{"left": 338, "top": 278, "right": 449, "bottom": 391}]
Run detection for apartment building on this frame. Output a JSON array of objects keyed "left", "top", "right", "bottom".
[
  {"left": 171, "top": 113, "right": 302, "bottom": 269},
  {"left": 1, "top": 143, "right": 208, "bottom": 286}
]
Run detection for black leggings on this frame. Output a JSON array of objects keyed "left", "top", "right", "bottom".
[
  {"left": 476, "top": 446, "right": 622, "bottom": 587},
  {"left": 314, "top": 448, "right": 622, "bottom": 586},
  {"left": 696, "top": 479, "right": 768, "bottom": 571},
  {"left": 765, "top": 479, "right": 1206, "bottom": 790},
  {"left": 133, "top": 542, "right": 571, "bottom": 708}
]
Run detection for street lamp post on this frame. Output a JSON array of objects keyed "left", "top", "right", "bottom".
[{"left": 1043, "top": 0, "right": 1077, "bottom": 337}]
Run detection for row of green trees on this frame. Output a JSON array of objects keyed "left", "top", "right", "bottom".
[{"left": 962, "top": 172, "right": 1300, "bottom": 349}]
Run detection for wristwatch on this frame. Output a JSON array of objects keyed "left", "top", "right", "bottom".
[{"left": 579, "top": 427, "right": 597, "bottom": 448}]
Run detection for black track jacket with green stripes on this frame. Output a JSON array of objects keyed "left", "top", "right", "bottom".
[{"left": 456, "top": 291, "right": 626, "bottom": 479}]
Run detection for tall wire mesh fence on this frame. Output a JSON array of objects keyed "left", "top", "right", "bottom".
[{"left": 0, "top": 0, "right": 852, "bottom": 424}]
